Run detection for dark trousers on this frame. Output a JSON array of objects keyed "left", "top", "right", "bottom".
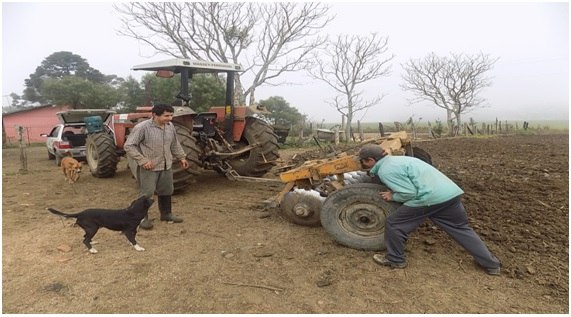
[{"left": 385, "top": 196, "right": 501, "bottom": 270}]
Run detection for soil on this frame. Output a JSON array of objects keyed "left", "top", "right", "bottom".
[{"left": 2, "top": 133, "right": 568, "bottom": 313}]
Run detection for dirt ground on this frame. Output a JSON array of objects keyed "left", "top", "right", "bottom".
[{"left": 2, "top": 133, "right": 569, "bottom": 313}]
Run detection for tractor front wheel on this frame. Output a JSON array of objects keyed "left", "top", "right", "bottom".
[
  {"left": 86, "top": 132, "right": 118, "bottom": 178},
  {"left": 320, "top": 183, "right": 402, "bottom": 251}
]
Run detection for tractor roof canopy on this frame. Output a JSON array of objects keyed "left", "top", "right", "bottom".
[{"left": 132, "top": 59, "right": 243, "bottom": 74}]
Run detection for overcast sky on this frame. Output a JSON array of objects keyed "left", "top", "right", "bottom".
[{"left": 2, "top": 2, "right": 569, "bottom": 123}]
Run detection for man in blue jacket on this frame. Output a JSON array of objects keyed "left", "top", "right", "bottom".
[{"left": 358, "top": 144, "right": 501, "bottom": 275}]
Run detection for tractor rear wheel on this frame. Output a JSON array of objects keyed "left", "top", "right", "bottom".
[
  {"left": 86, "top": 132, "right": 118, "bottom": 178},
  {"left": 172, "top": 123, "right": 202, "bottom": 192},
  {"left": 320, "top": 183, "right": 402, "bottom": 251},
  {"left": 228, "top": 117, "right": 279, "bottom": 177}
]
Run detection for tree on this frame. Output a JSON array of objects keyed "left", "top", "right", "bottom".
[
  {"left": 401, "top": 52, "right": 498, "bottom": 135},
  {"left": 114, "top": 2, "right": 333, "bottom": 105},
  {"left": 134, "top": 73, "right": 226, "bottom": 113},
  {"left": 308, "top": 33, "right": 393, "bottom": 141},
  {"left": 258, "top": 96, "right": 304, "bottom": 127},
  {"left": 115, "top": 76, "right": 146, "bottom": 112},
  {"left": 41, "top": 76, "right": 118, "bottom": 109},
  {"left": 22, "top": 51, "right": 110, "bottom": 105}
]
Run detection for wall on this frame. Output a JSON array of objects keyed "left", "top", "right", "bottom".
[{"left": 2, "top": 105, "right": 70, "bottom": 144}]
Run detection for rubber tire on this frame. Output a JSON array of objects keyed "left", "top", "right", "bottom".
[
  {"left": 228, "top": 117, "right": 279, "bottom": 177},
  {"left": 48, "top": 150, "right": 55, "bottom": 160},
  {"left": 86, "top": 132, "right": 118, "bottom": 178},
  {"left": 279, "top": 190, "right": 323, "bottom": 227},
  {"left": 320, "top": 183, "right": 402, "bottom": 251},
  {"left": 172, "top": 123, "right": 202, "bottom": 192},
  {"left": 405, "top": 145, "right": 432, "bottom": 165}
]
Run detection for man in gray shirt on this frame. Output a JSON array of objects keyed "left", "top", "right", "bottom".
[{"left": 124, "top": 104, "right": 190, "bottom": 229}]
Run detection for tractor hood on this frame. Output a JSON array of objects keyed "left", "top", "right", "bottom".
[{"left": 56, "top": 109, "right": 116, "bottom": 124}]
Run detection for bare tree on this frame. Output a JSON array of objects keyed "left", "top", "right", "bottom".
[
  {"left": 114, "top": 2, "right": 332, "bottom": 105},
  {"left": 308, "top": 33, "right": 393, "bottom": 141},
  {"left": 401, "top": 52, "right": 498, "bottom": 135}
]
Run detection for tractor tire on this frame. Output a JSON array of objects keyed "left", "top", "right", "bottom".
[
  {"left": 228, "top": 117, "right": 279, "bottom": 177},
  {"left": 320, "top": 183, "right": 402, "bottom": 251},
  {"left": 405, "top": 145, "right": 432, "bottom": 165},
  {"left": 172, "top": 123, "right": 202, "bottom": 192},
  {"left": 86, "top": 132, "right": 118, "bottom": 178},
  {"left": 279, "top": 189, "right": 324, "bottom": 227}
]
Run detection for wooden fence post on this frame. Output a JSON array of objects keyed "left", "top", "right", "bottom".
[{"left": 17, "top": 126, "right": 28, "bottom": 173}]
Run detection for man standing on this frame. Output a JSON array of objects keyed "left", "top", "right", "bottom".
[
  {"left": 358, "top": 144, "right": 501, "bottom": 275},
  {"left": 124, "top": 104, "right": 189, "bottom": 230}
]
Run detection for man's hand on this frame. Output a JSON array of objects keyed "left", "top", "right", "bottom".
[
  {"left": 380, "top": 191, "right": 393, "bottom": 201},
  {"left": 180, "top": 159, "right": 189, "bottom": 169},
  {"left": 142, "top": 161, "right": 155, "bottom": 170}
]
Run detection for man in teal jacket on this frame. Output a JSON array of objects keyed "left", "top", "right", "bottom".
[{"left": 358, "top": 144, "right": 501, "bottom": 275}]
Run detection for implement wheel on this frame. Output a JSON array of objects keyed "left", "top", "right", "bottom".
[{"left": 320, "top": 183, "right": 401, "bottom": 251}]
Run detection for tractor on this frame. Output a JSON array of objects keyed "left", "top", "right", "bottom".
[{"left": 84, "top": 59, "right": 280, "bottom": 191}]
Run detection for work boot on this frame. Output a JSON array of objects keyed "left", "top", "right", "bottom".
[
  {"left": 139, "top": 216, "right": 153, "bottom": 230},
  {"left": 158, "top": 195, "right": 183, "bottom": 223},
  {"left": 372, "top": 254, "right": 408, "bottom": 269}
]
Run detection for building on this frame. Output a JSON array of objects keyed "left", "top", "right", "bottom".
[{"left": 2, "top": 104, "right": 70, "bottom": 144}]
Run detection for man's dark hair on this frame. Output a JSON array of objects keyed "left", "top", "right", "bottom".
[{"left": 152, "top": 104, "right": 175, "bottom": 115}]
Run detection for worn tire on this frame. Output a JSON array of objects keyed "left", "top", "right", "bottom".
[
  {"left": 86, "top": 132, "right": 118, "bottom": 178},
  {"left": 172, "top": 123, "right": 202, "bottom": 192},
  {"left": 228, "top": 117, "right": 279, "bottom": 177},
  {"left": 320, "top": 183, "right": 402, "bottom": 251},
  {"left": 405, "top": 145, "right": 432, "bottom": 165}
]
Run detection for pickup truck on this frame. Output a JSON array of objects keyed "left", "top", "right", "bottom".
[{"left": 40, "top": 109, "right": 115, "bottom": 166}]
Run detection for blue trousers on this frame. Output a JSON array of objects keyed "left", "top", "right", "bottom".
[{"left": 385, "top": 196, "right": 501, "bottom": 270}]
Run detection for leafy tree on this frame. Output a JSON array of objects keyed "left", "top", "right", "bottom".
[
  {"left": 41, "top": 76, "right": 118, "bottom": 109},
  {"left": 139, "top": 73, "right": 226, "bottom": 113},
  {"left": 22, "top": 51, "right": 109, "bottom": 104},
  {"left": 115, "top": 76, "right": 146, "bottom": 112},
  {"left": 189, "top": 74, "right": 226, "bottom": 113},
  {"left": 258, "top": 96, "right": 303, "bottom": 127}
]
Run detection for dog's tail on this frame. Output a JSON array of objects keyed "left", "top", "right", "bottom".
[{"left": 46, "top": 208, "right": 78, "bottom": 218}]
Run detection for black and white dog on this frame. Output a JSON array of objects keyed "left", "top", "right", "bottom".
[{"left": 47, "top": 196, "right": 154, "bottom": 254}]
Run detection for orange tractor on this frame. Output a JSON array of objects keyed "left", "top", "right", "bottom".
[{"left": 84, "top": 59, "right": 280, "bottom": 191}]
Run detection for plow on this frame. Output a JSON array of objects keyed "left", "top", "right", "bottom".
[{"left": 268, "top": 131, "right": 432, "bottom": 251}]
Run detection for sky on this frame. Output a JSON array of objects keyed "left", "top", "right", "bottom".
[{"left": 2, "top": 1, "right": 569, "bottom": 123}]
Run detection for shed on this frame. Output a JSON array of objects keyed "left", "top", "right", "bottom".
[{"left": 2, "top": 104, "right": 71, "bottom": 144}]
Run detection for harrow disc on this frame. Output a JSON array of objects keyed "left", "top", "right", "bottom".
[{"left": 279, "top": 190, "right": 324, "bottom": 227}]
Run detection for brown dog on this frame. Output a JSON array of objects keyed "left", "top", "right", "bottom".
[{"left": 61, "top": 156, "right": 82, "bottom": 184}]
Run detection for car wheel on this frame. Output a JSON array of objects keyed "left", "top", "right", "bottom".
[{"left": 48, "top": 150, "right": 55, "bottom": 160}]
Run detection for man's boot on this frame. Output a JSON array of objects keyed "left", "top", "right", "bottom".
[
  {"left": 158, "top": 195, "right": 183, "bottom": 223},
  {"left": 139, "top": 215, "right": 153, "bottom": 230}
]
